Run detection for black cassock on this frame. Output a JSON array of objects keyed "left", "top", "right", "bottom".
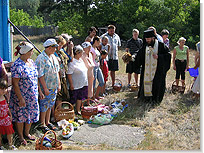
[{"left": 134, "top": 41, "right": 171, "bottom": 103}]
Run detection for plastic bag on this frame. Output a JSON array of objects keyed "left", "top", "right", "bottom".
[
  {"left": 89, "top": 114, "right": 113, "bottom": 125},
  {"left": 57, "top": 119, "right": 69, "bottom": 129}
]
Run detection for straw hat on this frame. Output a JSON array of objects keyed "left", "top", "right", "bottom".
[{"left": 177, "top": 37, "right": 186, "bottom": 45}]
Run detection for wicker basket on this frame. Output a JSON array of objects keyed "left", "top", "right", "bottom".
[
  {"left": 113, "top": 79, "right": 122, "bottom": 91},
  {"left": 81, "top": 99, "right": 98, "bottom": 119},
  {"left": 122, "top": 52, "right": 132, "bottom": 63},
  {"left": 54, "top": 102, "right": 75, "bottom": 122},
  {"left": 35, "top": 130, "right": 62, "bottom": 150},
  {"left": 171, "top": 80, "right": 185, "bottom": 94},
  {"left": 130, "top": 84, "right": 139, "bottom": 91}
]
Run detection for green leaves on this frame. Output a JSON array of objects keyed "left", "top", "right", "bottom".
[
  {"left": 10, "top": 9, "right": 45, "bottom": 28},
  {"left": 10, "top": 0, "right": 200, "bottom": 49}
]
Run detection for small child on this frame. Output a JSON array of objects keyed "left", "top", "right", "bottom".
[
  {"left": 0, "top": 79, "right": 17, "bottom": 150},
  {"left": 100, "top": 50, "right": 109, "bottom": 96},
  {"left": 98, "top": 36, "right": 110, "bottom": 61}
]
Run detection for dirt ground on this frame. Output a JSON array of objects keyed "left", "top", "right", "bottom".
[{"left": 9, "top": 35, "right": 200, "bottom": 150}]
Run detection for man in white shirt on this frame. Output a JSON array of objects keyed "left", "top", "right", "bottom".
[{"left": 100, "top": 25, "right": 121, "bottom": 87}]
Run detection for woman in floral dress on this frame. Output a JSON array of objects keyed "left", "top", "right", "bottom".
[{"left": 9, "top": 42, "right": 39, "bottom": 145}]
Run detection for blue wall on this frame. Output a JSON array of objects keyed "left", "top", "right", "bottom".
[{"left": 0, "top": 0, "right": 11, "bottom": 62}]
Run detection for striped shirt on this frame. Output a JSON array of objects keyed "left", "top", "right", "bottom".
[{"left": 126, "top": 38, "right": 143, "bottom": 55}]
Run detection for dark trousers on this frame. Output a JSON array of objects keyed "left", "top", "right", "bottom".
[{"left": 175, "top": 59, "right": 187, "bottom": 80}]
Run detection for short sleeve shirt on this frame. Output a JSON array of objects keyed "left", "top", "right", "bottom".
[
  {"left": 35, "top": 50, "right": 60, "bottom": 90},
  {"left": 90, "top": 47, "right": 100, "bottom": 67},
  {"left": 126, "top": 38, "right": 143, "bottom": 55},
  {"left": 67, "top": 58, "right": 88, "bottom": 90},
  {"left": 156, "top": 34, "right": 164, "bottom": 43},
  {"left": 101, "top": 32, "right": 121, "bottom": 60}
]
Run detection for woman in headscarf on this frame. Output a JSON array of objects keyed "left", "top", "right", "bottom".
[{"left": 9, "top": 42, "right": 39, "bottom": 145}]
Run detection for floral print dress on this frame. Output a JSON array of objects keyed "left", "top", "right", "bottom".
[{"left": 9, "top": 58, "right": 39, "bottom": 123}]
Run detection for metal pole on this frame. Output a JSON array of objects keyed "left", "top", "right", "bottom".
[{"left": 8, "top": 19, "right": 41, "bottom": 54}]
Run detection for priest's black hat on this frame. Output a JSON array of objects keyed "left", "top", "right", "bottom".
[{"left": 144, "top": 29, "right": 156, "bottom": 38}]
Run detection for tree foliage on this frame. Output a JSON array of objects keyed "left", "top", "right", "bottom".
[
  {"left": 10, "top": 0, "right": 40, "bottom": 16},
  {"left": 10, "top": 0, "right": 200, "bottom": 49},
  {"left": 10, "top": 9, "right": 45, "bottom": 28}
]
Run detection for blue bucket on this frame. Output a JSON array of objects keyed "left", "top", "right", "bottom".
[{"left": 188, "top": 68, "right": 199, "bottom": 77}]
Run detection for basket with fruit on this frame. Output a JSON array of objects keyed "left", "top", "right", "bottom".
[{"left": 60, "top": 123, "right": 74, "bottom": 139}]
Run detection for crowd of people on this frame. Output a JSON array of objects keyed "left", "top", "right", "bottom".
[{"left": 0, "top": 24, "right": 200, "bottom": 149}]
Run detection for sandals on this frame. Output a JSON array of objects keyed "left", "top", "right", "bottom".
[
  {"left": 24, "top": 134, "right": 36, "bottom": 141},
  {"left": 40, "top": 125, "right": 50, "bottom": 133},
  {"left": 76, "top": 111, "right": 81, "bottom": 116},
  {"left": 47, "top": 123, "right": 58, "bottom": 131},
  {"left": 95, "top": 97, "right": 104, "bottom": 100},
  {"left": 9, "top": 145, "right": 18, "bottom": 150},
  {"left": 20, "top": 139, "right": 27, "bottom": 146}
]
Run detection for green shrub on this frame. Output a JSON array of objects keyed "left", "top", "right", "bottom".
[{"left": 10, "top": 9, "right": 45, "bottom": 28}]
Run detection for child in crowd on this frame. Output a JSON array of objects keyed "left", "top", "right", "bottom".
[
  {"left": 98, "top": 36, "right": 110, "bottom": 61},
  {"left": 0, "top": 79, "right": 17, "bottom": 150},
  {"left": 100, "top": 50, "right": 109, "bottom": 96}
]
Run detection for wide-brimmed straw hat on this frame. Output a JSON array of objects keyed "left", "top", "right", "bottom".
[{"left": 177, "top": 37, "right": 186, "bottom": 44}]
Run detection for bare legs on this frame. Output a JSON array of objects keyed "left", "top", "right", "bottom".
[
  {"left": 40, "top": 108, "right": 51, "bottom": 127},
  {"left": 16, "top": 122, "right": 32, "bottom": 143},
  {"left": 76, "top": 100, "right": 82, "bottom": 114},
  {"left": 110, "top": 71, "right": 115, "bottom": 87},
  {"left": 128, "top": 73, "right": 139, "bottom": 86}
]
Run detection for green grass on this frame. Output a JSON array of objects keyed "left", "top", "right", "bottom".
[{"left": 12, "top": 35, "right": 44, "bottom": 62}]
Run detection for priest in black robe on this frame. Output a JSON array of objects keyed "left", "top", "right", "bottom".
[{"left": 134, "top": 29, "right": 171, "bottom": 104}]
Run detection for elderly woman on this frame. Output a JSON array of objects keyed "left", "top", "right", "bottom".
[
  {"left": 91, "top": 36, "right": 105, "bottom": 100},
  {"left": 0, "top": 57, "right": 8, "bottom": 81},
  {"left": 50, "top": 36, "right": 70, "bottom": 122},
  {"left": 173, "top": 37, "right": 189, "bottom": 92},
  {"left": 35, "top": 39, "right": 60, "bottom": 133},
  {"left": 67, "top": 45, "right": 88, "bottom": 115},
  {"left": 9, "top": 42, "right": 39, "bottom": 145},
  {"left": 81, "top": 42, "right": 95, "bottom": 100}
]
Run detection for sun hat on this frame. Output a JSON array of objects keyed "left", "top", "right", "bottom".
[
  {"left": 177, "top": 37, "right": 186, "bottom": 45},
  {"left": 43, "top": 39, "right": 59, "bottom": 48},
  {"left": 73, "top": 45, "right": 83, "bottom": 55},
  {"left": 81, "top": 42, "right": 92, "bottom": 48},
  {"left": 14, "top": 42, "right": 34, "bottom": 56},
  {"left": 61, "top": 33, "right": 73, "bottom": 42}
]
